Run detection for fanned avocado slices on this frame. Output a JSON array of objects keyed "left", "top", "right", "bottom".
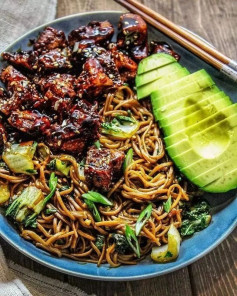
[
  {"left": 135, "top": 53, "right": 237, "bottom": 192},
  {"left": 137, "top": 67, "right": 190, "bottom": 99},
  {"left": 136, "top": 62, "right": 182, "bottom": 87}
]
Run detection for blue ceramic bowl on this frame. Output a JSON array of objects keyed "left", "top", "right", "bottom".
[{"left": 0, "top": 11, "right": 236, "bottom": 281}]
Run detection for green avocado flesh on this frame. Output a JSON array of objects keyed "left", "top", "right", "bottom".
[
  {"left": 137, "top": 67, "right": 190, "bottom": 99},
  {"left": 203, "top": 167, "right": 237, "bottom": 192},
  {"left": 169, "top": 113, "right": 237, "bottom": 190},
  {"left": 180, "top": 114, "right": 237, "bottom": 170},
  {"left": 136, "top": 62, "right": 182, "bottom": 87},
  {"left": 164, "top": 104, "right": 237, "bottom": 147},
  {"left": 151, "top": 72, "right": 215, "bottom": 121},
  {"left": 191, "top": 157, "right": 237, "bottom": 192},
  {"left": 162, "top": 95, "right": 232, "bottom": 136},
  {"left": 157, "top": 89, "right": 225, "bottom": 126},
  {"left": 135, "top": 53, "right": 237, "bottom": 192},
  {"left": 137, "top": 53, "right": 176, "bottom": 75},
  {"left": 167, "top": 112, "right": 237, "bottom": 159}
]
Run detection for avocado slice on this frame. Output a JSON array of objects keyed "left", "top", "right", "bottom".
[
  {"left": 154, "top": 87, "right": 220, "bottom": 124},
  {"left": 162, "top": 95, "right": 232, "bottom": 136},
  {"left": 191, "top": 157, "right": 237, "bottom": 192},
  {"left": 166, "top": 113, "right": 237, "bottom": 191},
  {"left": 137, "top": 67, "right": 190, "bottom": 99},
  {"left": 164, "top": 103, "right": 237, "bottom": 147},
  {"left": 136, "top": 62, "right": 182, "bottom": 87},
  {"left": 167, "top": 112, "right": 237, "bottom": 159},
  {"left": 158, "top": 90, "right": 226, "bottom": 127},
  {"left": 151, "top": 70, "right": 215, "bottom": 121},
  {"left": 137, "top": 53, "right": 176, "bottom": 75},
  {"left": 180, "top": 114, "right": 237, "bottom": 168},
  {"left": 153, "top": 86, "right": 220, "bottom": 123},
  {"left": 203, "top": 167, "right": 237, "bottom": 192},
  {"left": 151, "top": 69, "right": 214, "bottom": 104}
]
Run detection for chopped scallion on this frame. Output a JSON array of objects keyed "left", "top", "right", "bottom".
[
  {"left": 84, "top": 199, "right": 101, "bottom": 222},
  {"left": 125, "top": 225, "right": 140, "bottom": 258},
  {"left": 82, "top": 191, "right": 112, "bottom": 206},
  {"left": 135, "top": 204, "right": 152, "bottom": 236}
]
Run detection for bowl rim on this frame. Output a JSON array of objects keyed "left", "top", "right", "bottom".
[{"left": 0, "top": 10, "right": 236, "bottom": 281}]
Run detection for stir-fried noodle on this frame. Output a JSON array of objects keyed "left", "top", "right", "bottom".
[{"left": 0, "top": 86, "right": 190, "bottom": 266}]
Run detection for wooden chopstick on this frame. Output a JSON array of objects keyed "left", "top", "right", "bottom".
[
  {"left": 115, "top": 0, "right": 237, "bottom": 83},
  {"left": 125, "top": 0, "right": 237, "bottom": 72}
]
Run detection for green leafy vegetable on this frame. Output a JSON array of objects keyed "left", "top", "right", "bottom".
[
  {"left": 37, "top": 144, "right": 50, "bottom": 161},
  {"left": 101, "top": 115, "right": 139, "bottom": 140},
  {"left": 94, "top": 140, "right": 101, "bottom": 149},
  {"left": 163, "top": 196, "right": 172, "bottom": 213},
  {"left": 48, "top": 159, "right": 71, "bottom": 176},
  {"left": 47, "top": 159, "right": 56, "bottom": 170},
  {"left": 112, "top": 233, "right": 129, "bottom": 254},
  {"left": 55, "top": 159, "right": 71, "bottom": 176},
  {"left": 115, "top": 115, "right": 136, "bottom": 124},
  {"left": 180, "top": 200, "right": 211, "bottom": 237},
  {"left": 164, "top": 251, "right": 173, "bottom": 258},
  {"left": 123, "top": 148, "right": 133, "bottom": 172},
  {"left": 125, "top": 225, "right": 140, "bottom": 258},
  {"left": 5, "top": 186, "right": 43, "bottom": 223},
  {"left": 45, "top": 208, "right": 57, "bottom": 215},
  {"left": 24, "top": 173, "right": 58, "bottom": 227},
  {"left": 84, "top": 199, "right": 101, "bottom": 222},
  {"left": 0, "top": 184, "right": 11, "bottom": 205},
  {"left": 181, "top": 215, "right": 211, "bottom": 236},
  {"left": 25, "top": 169, "right": 38, "bottom": 174},
  {"left": 82, "top": 191, "right": 112, "bottom": 206},
  {"left": 135, "top": 204, "right": 153, "bottom": 236},
  {"left": 2, "top": 142, "right": 37, "bottom": 174},
  {"left": 95, "top": 235, "right": 105, "bottom": 250}
]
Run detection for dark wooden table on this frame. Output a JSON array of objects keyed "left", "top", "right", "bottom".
[{"left": 1, "top": 1, "right": 237, "bottom": 295}]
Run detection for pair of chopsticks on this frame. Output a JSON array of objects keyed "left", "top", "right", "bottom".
[{"left": 115, "top": 0, "right": 237, "bottom": 83}]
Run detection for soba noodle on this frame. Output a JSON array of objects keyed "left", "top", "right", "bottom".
[{"left": 0, "top": 86, "right": 190, "bottom": 266}]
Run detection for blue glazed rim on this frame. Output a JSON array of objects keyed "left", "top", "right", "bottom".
[{"left": 0, "top": 11, "right": 236, "bottom": 281}]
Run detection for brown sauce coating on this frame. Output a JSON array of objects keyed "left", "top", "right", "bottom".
[
  {"left": 0, "top": 15, "right": 180, "bottom": 157},
  {"left": 33, "top": 27, "right": 67, "bottom": 52},
  {"left": 117, "top": 13, "right": 148, "bottom": 61},
  {"left": 68, "top": 21, "right": 114, "bottom": 47},
  {"left": 150, "top": 41, "right": 180, "bottom": 61},
  {"left": 85, "top": 147, "right": 125, "bottom": 191}
]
